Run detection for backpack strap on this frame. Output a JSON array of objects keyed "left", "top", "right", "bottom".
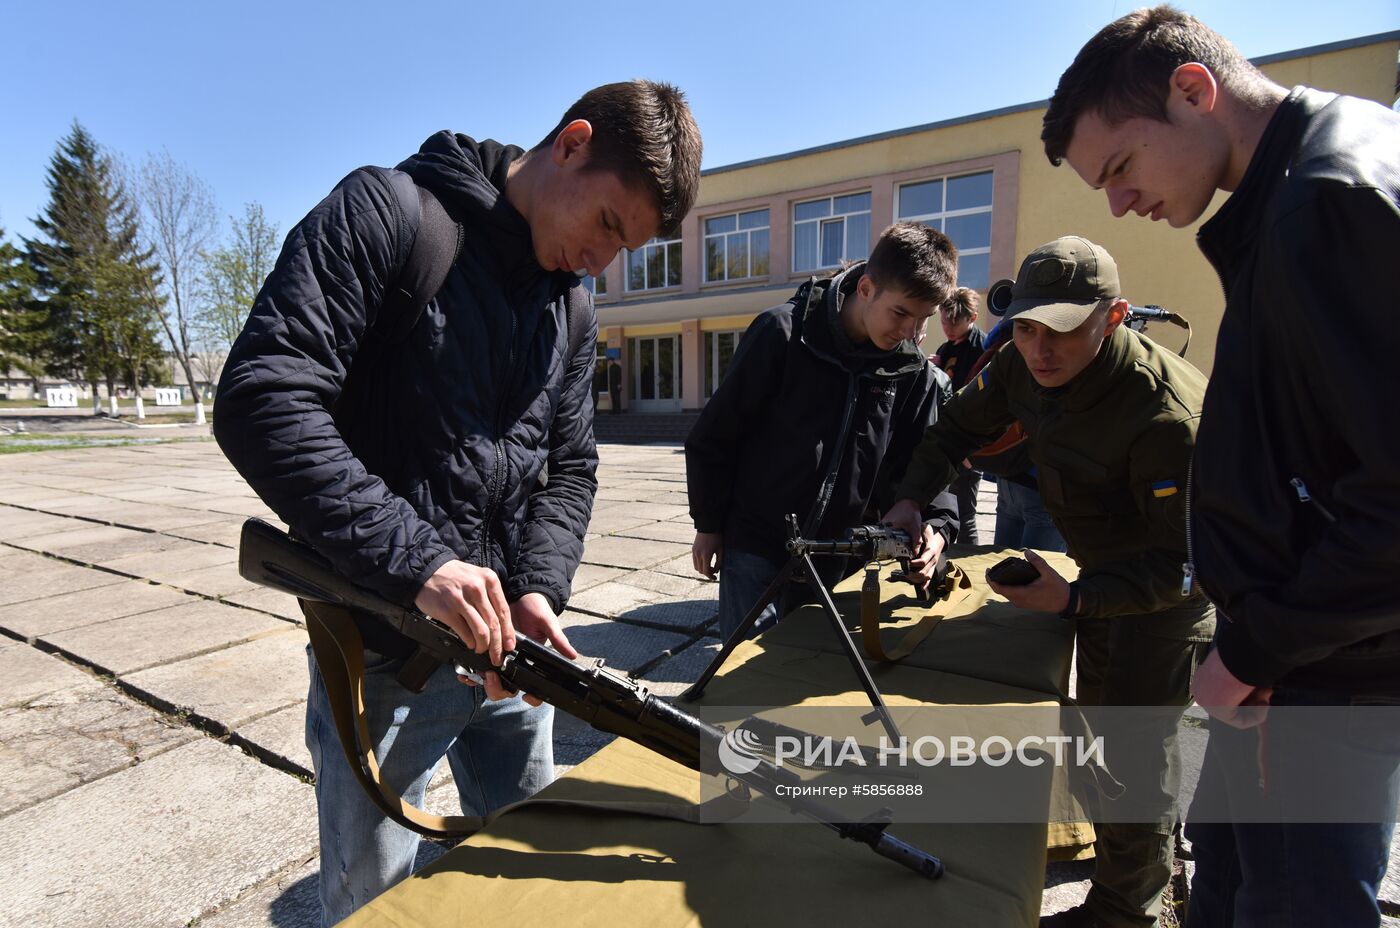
[{"left": 370, "top": 167, "right": 463, "bottom": 345}]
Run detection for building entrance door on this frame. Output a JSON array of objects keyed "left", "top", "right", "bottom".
[{"left": 629, "top": 335, "right": 682, "bottom": 412}]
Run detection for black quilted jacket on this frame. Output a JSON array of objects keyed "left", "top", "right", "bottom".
[{"left": 214, "top": 132, "right": 598, "bottom": 652}]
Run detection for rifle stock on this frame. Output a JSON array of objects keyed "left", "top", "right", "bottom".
[{"left": 238, "top": 517, "right": 943, "bottom": 879}]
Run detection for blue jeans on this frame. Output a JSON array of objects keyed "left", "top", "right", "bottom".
[
  {"left": 1186, "top": 687, "right": 1400, "bottom": 928},
  {"left": 717, "top": 545, "right": 849, "bottom": 642},
  {"left": 993, "top": 477, "right": 1066, "bottom": 552},
  {"left": 305, "top": 645, "right": 554, "bottom": 927}
]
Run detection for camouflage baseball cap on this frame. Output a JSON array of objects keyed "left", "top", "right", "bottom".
[{"left": 986, "top": 236, "right": 1119, "bottom": 332}]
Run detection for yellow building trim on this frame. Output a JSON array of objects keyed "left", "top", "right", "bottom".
[
  {"left": 618, "top": 323, "right": 683, "bottom": 338},
  {"left": 699, "top": 314, "right": 758, "bottom": 332}
]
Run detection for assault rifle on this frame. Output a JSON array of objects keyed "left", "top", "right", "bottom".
[{"left": 237, "top": 518, "right": 944, "bottom": 879}]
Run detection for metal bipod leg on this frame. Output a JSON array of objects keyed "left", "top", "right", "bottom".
[
  {"left": 679, "top": 552, "right": 903, "bottom": 743},
  {"left": 679, "top": 555, "right": 802, "bottom": 702}
]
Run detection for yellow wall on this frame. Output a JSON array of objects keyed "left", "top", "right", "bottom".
[{"left": 689, "top": 36, "right": 1399, "bottom": 375}]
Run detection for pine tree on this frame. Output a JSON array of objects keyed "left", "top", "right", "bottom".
[
  {"left": 26, "top": 122, "right": 164, "bottom": 413},
  {"left": 0, "top": 227, "right": 44, "bottom": 389}
]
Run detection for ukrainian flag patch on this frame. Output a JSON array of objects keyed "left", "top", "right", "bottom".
[
  {"left": 1151, "top": 480, "right": 1178, "bottom": 498},
  {"left": 976, "top": 369, "right": 989, "bottom": 391}
]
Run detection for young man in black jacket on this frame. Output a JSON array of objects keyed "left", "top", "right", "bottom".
[
  {"left": 214, "top": 82, "right": 701, "bottom": 926},
  {"left": 686, "top": 221, "right": 960, "bottom": 641},
  {"left": 1045, "top": 8, "right": 1400, "bottom": 926}
]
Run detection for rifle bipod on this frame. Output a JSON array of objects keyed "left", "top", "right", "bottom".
[{"left": 680, "top": 515, "right": 906, "bottom": 742}]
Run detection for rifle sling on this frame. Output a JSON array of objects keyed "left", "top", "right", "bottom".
[
  {"left": 300, "top": 599, "right": 747, "bottom": 841},
  {"left": 860, "top": 562, "right": 974, "bottom": 663}
]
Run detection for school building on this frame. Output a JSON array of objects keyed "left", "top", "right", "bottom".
[{"left": 589, "top": 30, "right": 1400, "bottom": 414}]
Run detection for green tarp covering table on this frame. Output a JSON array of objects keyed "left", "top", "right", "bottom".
[{"left": 344, "top": 547, "right": 1090, "bottom": 928}]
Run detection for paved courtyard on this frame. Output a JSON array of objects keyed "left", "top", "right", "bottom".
[{"left": 0, "top": 436, "right": 1393, "bottom": 927}]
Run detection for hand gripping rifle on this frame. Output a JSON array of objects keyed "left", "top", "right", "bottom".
[{"left": 237, "top": 518, "right": 943, "bottom": 879}]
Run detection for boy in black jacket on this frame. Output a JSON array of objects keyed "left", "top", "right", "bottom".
[
  {"left": 1045, "top": 7, "right": 1400, "bottom": 927},
  {"left": 686, "top": 222, "right": 960, "bottom": 641},
  {"left": 216, "top": 82, "right": 701, "bottom": 927}
]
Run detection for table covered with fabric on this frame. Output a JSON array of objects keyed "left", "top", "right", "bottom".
[{"left": 343, "top": 546, "right": 1089, "bottom": 928}]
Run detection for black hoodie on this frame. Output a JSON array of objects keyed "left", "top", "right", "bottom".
[
  {"left": 215, "top": 132, "right": 597, "bottom": 655},
  {"left": 686, "top": 266, "right": 958, "bottom": 561}
]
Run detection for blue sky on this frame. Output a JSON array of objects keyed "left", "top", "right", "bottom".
[{"left": 5, "top": 1, "right": 1396, "bottom": 247}]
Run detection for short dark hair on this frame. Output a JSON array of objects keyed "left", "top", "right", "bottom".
[
  {"left": 535, "top": 80, "right": 702, "bottom": 237},
  {"left": 1042, "top": 5, "right": 1265, "bottom": 165},
  {"left": 941, "top": 287, "right": 979, "bottom": 322},
  {"left": 863, "top": 222, "right": 958, "bottom": 306}
]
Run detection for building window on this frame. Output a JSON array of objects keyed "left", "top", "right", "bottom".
[
  {"left": 896, "top": 171, "right": 994, "bottom": 289},
  {"left": 583, "top": 272, "right": 607, "bottom": 296},
  {"left": 793, "top": 192, "right": 871, "bottom": 273},
  {"left": 626, "top": 237, "right": 682, "bottom": 291},
  {"left": 703, "top": 330, "right": 743, "bottom": 397},
  {"left": 704, "top": 209, "right": 770, "bottom": 282}
]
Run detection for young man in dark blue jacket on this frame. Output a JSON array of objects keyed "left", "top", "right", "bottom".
[
  {"left": 1045, "top": 8, "right": 1400, "bottom": 927},
  {"left": 686, "top": 222, "right": 960, "bottom": 641},
  {"left": 214, "top": 82, "right": 701, "bottom": 926}
]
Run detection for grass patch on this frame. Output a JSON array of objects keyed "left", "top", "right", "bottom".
[{"left": 0, "top": 432, "right": 211, "bottom": 454}]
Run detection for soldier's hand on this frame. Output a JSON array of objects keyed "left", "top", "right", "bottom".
[
  {"left": 908, "top": 524, "right": 946, "bottom": 592},
  {"left": 415, "top": 559, "right": 513, "bottom": 666},
  {"left": 986, "top": 549, "right": 1072, "bottom": 615},
  {"left": 693, "top": 531, "right": 724, "bottom": 580},
  {"left": 881, "top": 499, "right": 925, "bottom": 554}
]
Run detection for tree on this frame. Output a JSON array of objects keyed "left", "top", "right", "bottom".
[
  {"left": 196, "top": 202, "right": 278, "bottom": 390},
  {"left": 136, "top": 150, "right": 219, "bottom": 423},
  {"left": 0, "top": 227, "right": 43, "bottom": 389},
  {"left": 26, "top": 122, "right": 163, "bottom": 414}
]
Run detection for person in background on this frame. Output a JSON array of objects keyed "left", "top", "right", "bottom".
[{"left": 932, "top": 286, "right": 986, "bottom": 544}]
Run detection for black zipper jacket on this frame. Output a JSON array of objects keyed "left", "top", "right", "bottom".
[
  {"left": 686, "top": 266, "right": 958, "bottom": 561},
  {"left": 214, "top": 133, "right": 597, "bottom": 655},
  {"left": 1193, "top": 87, "right": 1400, "bottom": 695}
]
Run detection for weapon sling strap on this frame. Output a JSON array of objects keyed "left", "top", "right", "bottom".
[
  {"left": 859, "top": 562, "right": 974, "bottom": 663},
  {"left": 302, "top": 600, "right": 747, "bottom": 840}
]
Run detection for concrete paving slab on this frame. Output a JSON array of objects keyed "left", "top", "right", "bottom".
[
  {"left": 0, "top": 646, "right": 96, "bottom": 708},
  {"left": 96, "top": 541, "right": 237, "bottom": 579},
  {"left": 585, "top": 511, "right": 656, "bottom": 535},
  {"left": 195, "top": 855, "right": 320, "bottom": 928},
  {"left": 94, "top": 502, "right": 230, "bottom": 532},
  {"left": 121, "top": 629, "right": 309, "bottom": 730},
  {"left": 222, "top": 587, "right": 305, "bottom": 622},
  {"left": 7, "top": 523, "right": 154, "bottom": 558},
  {"left": 0, "top": 737, "right": 318, "bottom": 928},
  {"left": 0, "top": 579, "right": 198, "bottom": 639},
  {"left": 566, "top": 580, "right": 668, "bottom": 617},
  {"left": 639, "top": 636, "right": 722, "bottom": 698},
  {"left": 595, "top": 501, "right": 691, "bottom": 522},
  {"left": 579, "top": 535, "right": 690, "bottom": 569},
  {"left": 164, "top": 519, "right": 246, "bottom": 547},
  {"left": 620, "top": 570, "right": 713, "bottom": 598},
  {"left": 569, "top": 563, "right": 628, "bottom": 593},
  {"left": 43, "top": 600, "right": 291, "bottom": 675},
  {"left": 0, "top": 555, "right": 125, "bottom": 606},
  {"left": 0, "top": 506, "right": 84, "bottom": 541},
  {"left": 653, "top": 555, "right": 703, "bottom": 579},
  {"left": 156, "top": 561, "right": 259, "bottom": 598},
  {"left": 614, "top": 519, "right": 698, "bottom": 544},
  {"left": 556, "top": 611, "right": 688, "bottom": 674},
  {"left": 237, "top": 702, "right": 312, "bottom": 775},
  {"left": 0, "top": 679, "right": 195, "bottom": 816},
  {"left": 36, "top": 528, "right": 200, "bottom": 565},
  {"left": 614, "top": 597, "right": 718, "bottom": 632}
]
